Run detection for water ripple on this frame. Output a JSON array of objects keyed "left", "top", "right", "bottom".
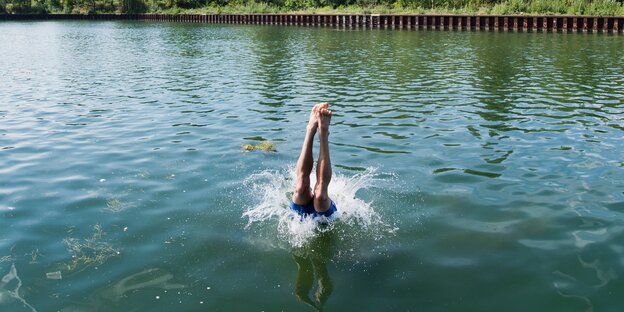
[{"left": 0, "top": 22, "right": 623, "bottom": 311}]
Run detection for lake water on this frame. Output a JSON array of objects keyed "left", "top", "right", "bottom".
[{"left": 1, "top": 21, "right": 623, "bottom": 311}]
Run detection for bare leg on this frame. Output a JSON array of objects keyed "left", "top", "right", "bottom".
[
  {"left": 314, "top": 108, "right": 333, "bottom": 212},
  {"left": 294, "top": 103, "right": 328, "bottom": 205}
]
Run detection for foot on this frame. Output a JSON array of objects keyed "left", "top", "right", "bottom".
[
  {"left": 317, "top": 107, "right": 332, "bottom": 136},
  {"left": 308, "top": 102, "right": 328, "bottom": 131}
]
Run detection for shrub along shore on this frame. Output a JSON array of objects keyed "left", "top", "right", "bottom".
[{"left": 2, "top": 0, "right": 624, "bottom": 16}]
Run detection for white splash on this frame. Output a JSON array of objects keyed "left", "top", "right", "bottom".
[{"left": 242, "top": 167, "right": 389, "bottom": 248}]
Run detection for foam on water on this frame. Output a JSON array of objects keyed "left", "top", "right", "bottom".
[{"left": 242, "top": 166, "right": 393, "bottom": 248}]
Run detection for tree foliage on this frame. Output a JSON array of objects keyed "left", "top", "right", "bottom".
[{"left": 1, "top": 0, "right": 623, "bottom": 15}]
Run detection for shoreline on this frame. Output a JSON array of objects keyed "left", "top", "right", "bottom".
[{"left": 1, "top": 13, "right": 622, "bottom": 33}]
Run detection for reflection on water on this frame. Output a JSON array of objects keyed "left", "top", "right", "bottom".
[{"left": 292, "top": 232, "right": 334, "bottom": 311}]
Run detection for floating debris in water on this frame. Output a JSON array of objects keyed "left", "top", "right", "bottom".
[
  {"left": 242, "top": 141, "right": 276, "bottom": 153},
  {"left": 29, "top": 249, "right": 41, "bottom": 264},
  {"left": 62, "top": 224, "right": 119, "bottom": 274},
  {"left": 106, "top": 198, "right": 124, "bottom": 212},
  {"left": 46, "top": 271, "right": 62, "bottom": 280},
  {"left": 136, "top": 170, "right": 150, "bottom": 178},
  {"left": 0, "top": 255, "right": 16, "bottom": 263}
]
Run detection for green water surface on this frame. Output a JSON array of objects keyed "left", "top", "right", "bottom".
[{"left": 1, "top": 21, "right": 623, "bottom": 311}]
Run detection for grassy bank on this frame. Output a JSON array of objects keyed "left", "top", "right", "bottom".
[
  {"left": 155, "top": 1, "right": 624, "bottom": 16},
  {"left": 2, "top": 0, "right": 624, "bottom": 16}
]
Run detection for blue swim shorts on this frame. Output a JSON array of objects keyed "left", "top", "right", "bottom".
[{"left": 289, "top": 199, "right": 337, "bottom": 219}]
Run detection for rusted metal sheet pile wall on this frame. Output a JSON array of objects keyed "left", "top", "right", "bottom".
[
  {"left": 0, "top": 13, "right": 142, "bottom": 21},
  {"left": 1, "top": 13, "right": 622, "bottom": 33}
]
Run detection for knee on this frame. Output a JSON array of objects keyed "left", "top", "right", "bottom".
[
  {"left": 295, "top": 177, "right": 310, "bottom": 195},
  {"left": 313, "top": 186, "right": 329, "bottom": 203}
]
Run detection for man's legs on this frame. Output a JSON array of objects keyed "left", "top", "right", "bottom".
[
  {"left": 293, "top": 103, "right": 328, "bottom": 205},
  {"left": 313, "top": 107, "right": 333, "bottom": 212}
]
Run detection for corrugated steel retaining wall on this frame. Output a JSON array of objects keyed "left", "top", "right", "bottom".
[{"left": 1, "top": 13, "right": 622, "bottom": 33}]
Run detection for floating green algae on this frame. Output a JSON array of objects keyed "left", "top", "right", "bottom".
[
  {"left": 0, "top": 255, "right": 16, "bottom": 263},
  {"left": 29, "top": 249, "right": 41, "bottom": 264},
  {"left": 62, "top": 224, "right": 119, "bottom": 274},
  {"left": 242, "top": 141, "right": 276, "bottom": 152},
  {"left": 106, "top": 198, "right": 125, "bottom": 212}
]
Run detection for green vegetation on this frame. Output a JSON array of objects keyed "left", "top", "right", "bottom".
[
  {"left": 1, "top": 0, "right": 624, "bottom": 15},
  {"left": 242, "top": 141, "right": 276, "bottom": 152}
]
